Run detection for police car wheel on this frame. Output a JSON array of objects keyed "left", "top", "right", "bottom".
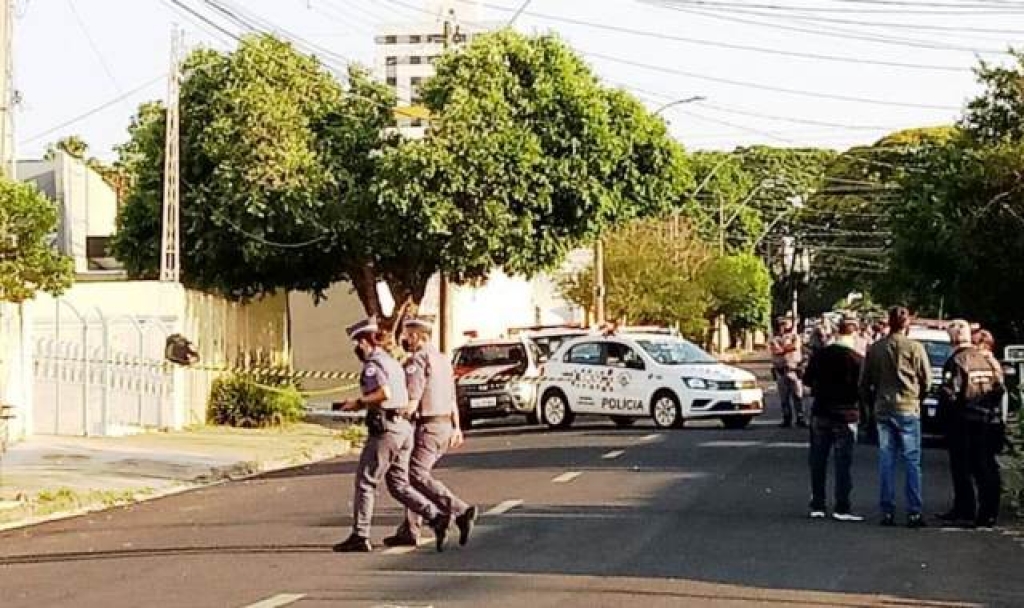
[
  {"left": 721, "top": 415, "right": 753, "bottom": 430},
  {"left": 651, "top": 392, "right": 682, "bottom": 429},
  {"left": 610, "top": 415, "right": 636, "bottom": 428},
  {"left": 541, "top": 390, "right": 574, "bottom": 430}
]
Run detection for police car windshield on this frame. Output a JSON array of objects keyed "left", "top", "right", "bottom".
[
  {"left": 455, "top": 344, "right": 528, "bottom": 369},
  {"left": 918, "top": 340, "right": 954, "bottom": 368},
  {"left": 636, "top": 339, "right": 717, "bottom": 365}
]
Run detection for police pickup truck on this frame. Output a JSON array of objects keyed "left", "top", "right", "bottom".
[
  {"left": 536, "top": 332, "right": 763, "bottom": 430},
  {"left": 453, "top": 337, "right": 543, "bottom": 429}
]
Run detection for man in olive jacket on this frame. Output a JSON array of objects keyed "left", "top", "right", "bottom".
[{"left": 859, "top": 306, "right": 931, "bottom": 528}]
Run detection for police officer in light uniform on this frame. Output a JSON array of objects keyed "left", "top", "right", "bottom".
[
  {"left": 383, "top": 317, "right": 477, "bottom": 547},
  {"left": 332, "top": 317, "right": 452, "bottom": 553}
]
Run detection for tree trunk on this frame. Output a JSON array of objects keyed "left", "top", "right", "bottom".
[{"left": 350, "top": 263, "right": 383, "bottom": 318}]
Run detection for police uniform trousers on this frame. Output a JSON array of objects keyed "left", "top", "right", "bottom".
[
  {"left": 399, "top": 419, "right": 470, "bottom": 537},
  {"left": 352, "top": 415, "right": 440, "bottom": 538},
  {"left": 775, "top": 369, "right": 805, "bottom": 422}
]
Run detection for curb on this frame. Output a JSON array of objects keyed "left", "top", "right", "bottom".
[{"left": 0, "top": 439, "right": 354, "bottom": 533}]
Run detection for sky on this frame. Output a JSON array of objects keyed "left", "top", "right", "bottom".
[{"left": 13, "top": 0, "right": 1024, "bottom": 161}]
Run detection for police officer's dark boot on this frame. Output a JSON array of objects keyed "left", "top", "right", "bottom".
[
  {"left": 332, "top": 532, "right": 372, "bottom": 553},
  {"left": 455, "top": 506, "right": 478, "bottom": 546},
  {"left": 430, "top": 513, "right": 452, "bottom": 553},
  {"left": 382, "top": 528, "right": 418, "bottom": 547}
]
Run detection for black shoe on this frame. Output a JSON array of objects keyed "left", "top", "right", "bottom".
[
  {"left": 975, "top": 517, "right": 997, "bottom": 529},
  {"left": 382, "top": 531, "right": 418, "bottom": 547},
  {"left": 880, "top": 513, "right": 896, "bottom": 527},
  {"left": 796, "top": 419, "right": 808, "bottom": 428},
  {"left": 455, "top": 506, "right": 477, "bottom": 546},
  {"left": 332, "top": 533, "right": 372, "bottom": 553},
  {"left": 907, "top": 513, "right": 927, "bottom": 529},
  {"left": 779, "top": 420, "right": 793, "bottom": 428},
  {"left": 430, "top": 513, "right": 452, "bottom": 553}
]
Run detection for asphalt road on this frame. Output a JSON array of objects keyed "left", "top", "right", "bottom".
[{"left": 1, "top": 362, "right": 1022, "bottom": 608}]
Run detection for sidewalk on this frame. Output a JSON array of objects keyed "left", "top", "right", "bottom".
[{"left": 0, "top": 422, "right": 361, "bottom": 530}]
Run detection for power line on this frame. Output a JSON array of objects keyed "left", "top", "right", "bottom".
[
  {"left": 64, "top": 0, "right": 123, "bottom": 96},
  {"left": 463, "top": 0, "right": 969, "bottom": 72},
  {"left": 655, "top": 3, "right": 1013, "bottom": 54},
  {"left": 646, "top": 0, "right": 1024, "bottom": 16},
  {"left": 586, "top": 52, "right": 960, "bottom": 111},
  {"left": 20, "top": 74, "right": 167, "bottom": 145}
]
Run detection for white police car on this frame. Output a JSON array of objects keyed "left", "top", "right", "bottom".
[{"left": 537, "top": 333, "right": 763, "bottom": 430}]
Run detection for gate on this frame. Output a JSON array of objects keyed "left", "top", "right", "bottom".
[{"left": 32, "top": 299, "right": 173, "bottom": 436}]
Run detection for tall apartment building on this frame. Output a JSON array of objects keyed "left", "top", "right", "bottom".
[{"left": 374, "top": 0, "right": 490, "bottom": 137}]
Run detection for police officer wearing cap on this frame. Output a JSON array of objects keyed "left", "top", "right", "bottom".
[
  {"left": 383, "top": 316, "right": 477, "bottom": 548},
  {"left": 332, "top": 317, "right": 452, "bottom": 553}
]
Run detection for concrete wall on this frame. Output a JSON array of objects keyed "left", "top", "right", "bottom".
[
  {"left": 19, "top": 281, "right": 289, "bottom": 437},
  {"left": 0, "top": 302, "right": 34, "bottom": 442}
]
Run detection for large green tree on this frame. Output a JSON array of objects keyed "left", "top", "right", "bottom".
[
  {"left": 113, "top": 36, "right": 393, "bottom": 302},
  {"left": 113, "top": 32, "right": 692, "bottom": 325},
  {"left": 0, "top": 179, "right": 74, "bottom": 302},
  {"left": 559, "top": 218, "right": 713, "bottom": 338},
  {"left": 379, "top": 30, "right": 693, "bottom": 303}
]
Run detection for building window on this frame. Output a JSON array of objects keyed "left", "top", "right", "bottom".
[
  {"left": 410, "top": 56, "right": 422, "bottom": 65},
  {"left": 384, "top": 35, "right": 397, "bottom": 44},
  {"left": 412, "top": 118, "right": 425, "bottom": 127},
  {"left": 410, "top": 76, "right": 423, "bottom": 87},
  {"left": 386, "top": 56, "right": 397, "bottom": 66},
  {"left": 386, "top": 76, "right": 397, "bottom": 86},
  {"left": 409, "top": 35, "right": 422, "bottom": 43}
]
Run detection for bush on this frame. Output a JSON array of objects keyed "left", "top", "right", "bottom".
[{"left": 207, "top": 372, "right": 304, "bottom": 428}]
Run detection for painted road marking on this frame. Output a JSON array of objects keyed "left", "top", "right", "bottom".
[
  {"left": 485, "top": 499, "right": 524, "bottom": 516},
  {"left": 602, "top": 449, "right": 625, "bottom": 460},
  {"left": 639, "top": 433, "right": 660, "bottom": 442},
  {"left": 700, "top": 440, "right": 762, "bottom": 448},
  {"left": 382, "top": 538, "right": 432, "bottom": 555},
  {"left": 241, "top": 593, "right": 305, "bottom": 608},
  {"left": 551, "top": 471, "right": 582, "bottom": 483}
]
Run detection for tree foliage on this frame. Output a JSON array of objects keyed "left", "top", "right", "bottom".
[
  {"left": 704, "top": 253, "right": 772, "bottom": 332},
  {"left": 112, "top": 31, "right": 692, "bottom": 326},
  {"left": 559, "top": 218, "right": 713, "bottom": 338},
  {"left": 0, "top": 179, "right": 74, "bottom": 302}
]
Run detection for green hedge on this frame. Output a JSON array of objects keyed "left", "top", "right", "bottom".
[{"left": 207, "top": 372, "right": 304, "bottom": 428}]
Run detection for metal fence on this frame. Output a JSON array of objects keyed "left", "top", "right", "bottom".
[{"left": 32, "top": 299, "right": 173, "bottom": 436}]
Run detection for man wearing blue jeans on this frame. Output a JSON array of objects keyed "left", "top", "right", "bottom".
[{"left": 860, "top": 306, "right": 931, "bottom": 528}]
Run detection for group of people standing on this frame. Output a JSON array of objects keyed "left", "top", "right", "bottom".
[
  {"left": 772, "top": 307, "right": 1008, "bottom": 529},
  {"left": 331, "top": 316, "right": 476, "bottom": 553}
]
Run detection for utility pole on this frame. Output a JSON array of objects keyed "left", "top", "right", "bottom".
[
  {"left": 593, "top": 236, "right": 605, "bottom": 325},
  {"left": 438, "top": 13, "right": 455, "bottom": 352},
  {"left": 160, "top": 27, "right": 184, "bottom": 283},
  {"left": 0, "top": 0, "right": 14, "bottom": 178}
]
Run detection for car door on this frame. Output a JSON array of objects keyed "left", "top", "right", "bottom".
[
  {"left": 562, "top": 341, "right": 605, "bottom": 414},
  {"left": 598, "top": 340, "right": 648, "bottom": 416}
]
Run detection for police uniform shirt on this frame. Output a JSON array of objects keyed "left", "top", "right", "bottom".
[
  {"left": 405, "top": 343, "right": 455, "bottom": 417},
  {"left": 361, "top": 348, "right": 409, "bottom": 411}
]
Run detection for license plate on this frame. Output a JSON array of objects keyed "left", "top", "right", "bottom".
[{"left": 471, "top": 397, "right": 497, "bottom": 409}]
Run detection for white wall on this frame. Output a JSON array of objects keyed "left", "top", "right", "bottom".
[{"left": 0, "top": 302, "right": 34, "bottom": 442}]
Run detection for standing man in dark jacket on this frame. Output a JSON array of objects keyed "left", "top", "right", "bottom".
[
  {"left": 938, "top": 320, "right": 1006, "bottom": 528},
  {"left": 804, "top": 314, "right": 864, "bottom": 521}
]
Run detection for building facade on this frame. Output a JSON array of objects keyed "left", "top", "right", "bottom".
[
  {"left": 18, "top": 151, "right": 121, "bottom": 274},
  {"left": 374, "top": 0, "right": 489, "bottom": 137}
]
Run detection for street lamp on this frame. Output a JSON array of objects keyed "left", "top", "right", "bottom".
[{"left": 653, "top": 96, "right": 707, "bottom": 116}]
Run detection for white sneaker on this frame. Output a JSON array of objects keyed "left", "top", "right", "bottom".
[
  {"left": 809, "top": 510, "right": 826, "bottom": 519},
  {"left": 832, "top": 512, "right": 865, "bottom": 522}
]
